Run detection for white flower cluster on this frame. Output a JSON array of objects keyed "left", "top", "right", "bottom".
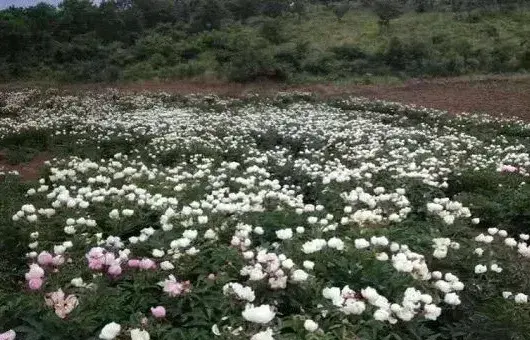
[
  {"left": 340, "top": 187, "right": 411, "bottom": 227},
  {"left": 323, "top": 286, "right": 441, "bottom": 322},
  {"left": 6, "top": 91, "right": 530, "bottom": 338},
  {"left": 427, "top": 198, "right": 472, "bottom": 225},
  {"left": 432, "top": 238, "right": 460, "bottom": 259},
  {"left": 223, "top": 283, "right": 256, "bottom": 302}
]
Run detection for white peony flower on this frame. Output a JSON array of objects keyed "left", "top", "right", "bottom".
[
  {"left": 327, "top": 237, "right": 344, "bottom": 250},
  {"left": 275, "top": 228, "right": 293, "bottom": 240},
  {"left": 514, "top": 293, "right": 528, "bottom": 304},
  {"left": 152, "top": 249, "right": 165, "bottom": 258},
  {"left": 160, "top": 261, "right": 174, "bottom": 270},
  {"left": 99, "top": 322, "right": 121, "bottom": 339},
  {"left": 304, "top": 319, "right": 318, "bottom": 332},
  {"left": 354, "top": 238, "right": 370, "bottom": 249},
  {"left": 444, "top": 293, "right": 461, "bottom": 305},
  {"left": 130, "top": 328, "right": 150, "bottom": 340},
  {"left": 250, "top": 328, "right": 274, "bottom": 340},
  {"left": 474, "top": 264, "right": 487, "bottom": 274},
  {"left": 303, "top": 260, "right": 315, "bottom": 270},
  {"left": 242, "top": 304, "right": 276, "bottom": 324},
  {"left": 291, "top": 269, "right": 309, "bottom": 282}
]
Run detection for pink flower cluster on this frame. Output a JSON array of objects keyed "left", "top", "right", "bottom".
[
  {"left": 25, "top": 251, "right": 66, "bottom": 290},
  {"left": 0, "top": 330, "right": 15, "bottom": 340},
  {"left": 501, "top": 164, "right": 519, "bottom": 173},
  {"left": 127, "top": 258, "right": 157, "bottom": 270},
  {"left": 25, "top": 264, "right": 45, "bottom": 290},
  {"left": 159, "top": 275, "right": 191, "bottom": 297},
  {"left": 86, "top": 247, "right": 123, "bottom": 277},
  {"left": 151, "top": 306, "right": 166, "bottom": 318},
  {"left": 44, "top": 289, "right": 79, "bottom": 319},
  {"left": 37, "top": 251, "right": 64, "bottom": 267}
]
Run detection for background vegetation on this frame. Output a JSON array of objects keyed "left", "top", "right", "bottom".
[{"left": 1, "top": 0, "right": 530, "bottom": 83}]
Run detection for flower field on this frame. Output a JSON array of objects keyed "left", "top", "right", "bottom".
[{"left": 1, "top": 89, "right": 530, "bottom": 340}]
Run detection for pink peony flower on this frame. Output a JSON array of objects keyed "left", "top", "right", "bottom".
[
  {"left": 127, "top": 259, "right": 140, "bottom": 268},
  {"left": 151, "top": 306, "right": 166, "bottom": 318},
  {"left": 45, "top": 289, "right": 78, "bottom": 319},
  {"left": 0, "top": 330, "right": 16, "bottom": 340},
  {"left": 501, "top": 164, "right": 518, "bottom": 173},
  {"left": 108, "top": 265, "right": 122, "bottom": 276},
  {"left": 52, "top": 255, "right": 65, "bottom": 266},
  {"left": 88, "top": 258, "right": 104, "bottom": 270},
  {"left": 86, "top": 247, "right": 109, "bottom": 270},
  {"left": 25, "top": 263, "right": 44, "bottom": 280},
  {"left": 159, "top": 275, "right": 191, "bottom": 297},
  {"left": 88, "top": 247, "right": 105, "bottom": 258},
  {"left": 104, "top": 253, "right": 116, "bottom": 266},
  {"left": 28, "top": 278, "right": 43, "bottom": 290},
  {"left": 37, "top": 252, "right": 53, "bottom": 266},
  {"left": 139, "top": 258, "right": 156, "bottom": 270}
]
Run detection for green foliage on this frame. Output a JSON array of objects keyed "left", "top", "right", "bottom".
[
  {"left": 214, "top": 30, "right": 288, "bottom": 81},
  {"left": 2, "top": 92, "right": 530, "bottom": 338},
  {"left": 1, "top": 1, "right": 530, "bottom": 82},
  {"left": 332, "top": 2, "right": 350, "bottom": 21},
  {"left": 259, "top": 18, "right": 289, "bottom": 44},
  {"left": 373, "top": 0, "right": 405, "bottom": 27}
]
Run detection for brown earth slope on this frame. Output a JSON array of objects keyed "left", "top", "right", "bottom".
[{"left": 53, "top": 74, "right": 529, "bottom": 120}]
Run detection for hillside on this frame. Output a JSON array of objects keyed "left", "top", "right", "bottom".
[{"left": 1, "top": 1, "right": 530, "bottom": 83}]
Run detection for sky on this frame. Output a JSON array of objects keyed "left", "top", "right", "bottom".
[{"left": 0, "top": 0, "right": 100, "bottom": 9}]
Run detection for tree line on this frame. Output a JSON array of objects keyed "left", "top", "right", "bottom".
[{"left": 1, "top": 0, "right": 529, "bottom": 82}]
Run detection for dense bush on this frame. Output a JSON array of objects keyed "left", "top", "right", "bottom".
[{"left": 1, "top": 0, "right": 530, "bottom": 82}]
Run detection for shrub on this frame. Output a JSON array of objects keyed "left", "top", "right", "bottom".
[
  {"left": 123, "top": 62, "right": 158, "bottom": 81},
  {"left": 273, "top": 41, "right": 309, "bottom": 71},
  {"left": 520, "top": 49, "right": 530, "bottom": 69},
  {"left": 301, "top": 50, "right": 338, "bottom": 76},
  {"left": 213, "top": 31, "right": 285, "bottom": 81},
  {"left": 330, "top": 44, "right": 368, "bottom": 60},
  {"left": 333, "top": 2, "right": 350, "bottom": 21},
  {"left": 373, "top": 0, "right": 404, "bottom": 28},
  {"left": 259, "top": 0, "right": 291, "bottom": 17},
  {"left": 259, "top": 18, "right": 289, "bottom": 44}
]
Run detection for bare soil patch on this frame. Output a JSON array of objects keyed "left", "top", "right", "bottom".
[
  {"left": 2, "top": 74, "right": 530, "bottom": 119},
  {"left": 66, "top": 75, "right": 530, "bottom": 120},
  {"left": 0, "top": 151, "right": 49, "bottom": 182},
  {"left": 350, "top": 76, "right": 530, "bottom": 120}
]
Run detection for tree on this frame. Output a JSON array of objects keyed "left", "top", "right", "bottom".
[
  {"left": 290, "top": 0, "right": 307, "bottom": 20},
  {"left": 413, "top": 0, "right": 433, "bottom": 12},
  {"left": 57, "top": 0, "right": 99, "bottom": 37},
  {"left": 373, "top": 0, "right": 404, "bottom": 29},
  {"left": 333, "top": 2, "right": 350, "bottom": 21},
  {"left": 259, "top": 0, "right": 290, "bottom": 17},
  {"left": 226, "top": 0, "right": 261, "bottom": 22},
  {"left": 190, "top": 0, "right": 228, "bottom": 31},
  {"left": 95, "top": 1, "right": 124, "bottom": 42}
]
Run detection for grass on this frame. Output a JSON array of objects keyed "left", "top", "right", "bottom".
[{"left": 285, "top": 9, "right": 530, "bottom": 54}]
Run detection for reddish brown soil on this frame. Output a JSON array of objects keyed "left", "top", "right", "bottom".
[
  {"left": 0, "top": 151, "right": 50, "bottom": 182},
  {"left": 350, "top": 76, "right": 530, "bottom": 120},
  {"left": 50, "top": 74, "right": 530, "bottom": 120},
  {"left": 3, "top": 74, "right": 530, "bottom": 119}
]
